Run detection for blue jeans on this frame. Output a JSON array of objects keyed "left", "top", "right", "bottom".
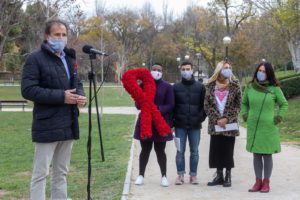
[{"left": 175, "top": 128, "right": 200, "bottom": 176}]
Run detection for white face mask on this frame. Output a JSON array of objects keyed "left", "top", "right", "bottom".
[
  {"left": 221, "top": 68, "right": 232, "bottom": 78},
  {"left": 181, "top": 70, "right": 193, "bottom": 79},
  {"left": 47, "top": 37, "right": 67, "bottom": 53},
  {"left": 257, "top": 71, "right": 267, "bottom": 82},
  {"left": 151, "top": 70, "right": 162, "bottom": 80}
]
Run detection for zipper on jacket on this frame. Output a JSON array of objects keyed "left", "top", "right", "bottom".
[{"left": 250, "top": 93, "right": 267, "bottom": 151}]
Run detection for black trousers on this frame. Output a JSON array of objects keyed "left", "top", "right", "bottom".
[
  {"left": 209, "top": 135, "right": 236, "bottom": 169},
  {"left": 139, "top": 140, "right": 167, "bottom": 177}
]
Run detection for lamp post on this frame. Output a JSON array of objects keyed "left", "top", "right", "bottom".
[
  {"left": 223, "top": 36, "right": 231, "bottom": 61},
  {"left": 176, "top": 57, "right": 181, "bottom": 69},
  {"left": 196, "top": 53, "right": 201, "bottom": 81},
  {"left": 176, "top": 57, "right": 181, "bottom": 82}
]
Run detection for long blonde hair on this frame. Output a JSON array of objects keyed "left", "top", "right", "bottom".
[{"left": 208, "top": 61, "right": 235, "bottom": 83}]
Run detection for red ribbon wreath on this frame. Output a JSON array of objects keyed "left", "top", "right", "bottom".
[{"left": 122, "top": 68, "right": 171, "bottom": 140}]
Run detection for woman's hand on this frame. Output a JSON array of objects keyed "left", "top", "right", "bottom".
[{"left": 217, "top": 118, "right": 228, "bottom": 128}]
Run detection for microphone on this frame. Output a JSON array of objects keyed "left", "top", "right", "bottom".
[{"left": 82, "top": 45, "right": 108, "bottom": 56}]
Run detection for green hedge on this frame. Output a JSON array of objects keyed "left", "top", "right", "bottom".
[
  {"left": 280, "top": 76, "right": 300, "bottom": 99},
  {"left": 278, "top": 73, "right": 300, "bottom": 81}
]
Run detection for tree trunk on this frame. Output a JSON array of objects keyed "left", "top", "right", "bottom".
[
  {"left": 0, "top": 36, "right": 7, "bottom": 69},
  {"left": 287, "top": 39, "right": 300, "bottom": 72}
]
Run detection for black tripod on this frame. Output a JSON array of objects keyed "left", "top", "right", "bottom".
[{"left": 87, "top": 53, "right": 105, "bottom": 200}]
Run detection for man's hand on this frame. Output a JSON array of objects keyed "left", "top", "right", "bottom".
[
  {"left": 64, "top": 88, "right": 79, "bottom": 104},
  {"left": 217, "top": 118, "right": 228, "bottom": 129},
  {"left": 77, "top": 95, "right": 87, "bottom": 108}
]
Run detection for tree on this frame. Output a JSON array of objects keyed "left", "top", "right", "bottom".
[
  {"left": 0, "top": 0, "right": 24, "bottom": 68},
  {"left": 251, "top": 0, "right": 300, "bottom": 71},
  {"left": 105, "top": 9, "right": 142, "bottom": 82}
]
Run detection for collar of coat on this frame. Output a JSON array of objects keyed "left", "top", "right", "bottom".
[
  {"left": 41, "top": 42, "right": 76, "bottom": 59},
  {"left": 207, "top": 78, "right": 240, "bottom": 90},
  {"left": 181, "top": 77, "right": 196, "bottom": 85},
  {"left": 251, "top": 80, "right": 273, "bottom": 94}
]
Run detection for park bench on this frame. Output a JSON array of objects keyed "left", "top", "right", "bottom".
[{"left": 0, "top": 100, "right": 28, "bottom": 111}]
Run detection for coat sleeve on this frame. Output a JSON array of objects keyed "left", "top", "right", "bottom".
[
  {"left": 233, "top": 83, "right": 242, "bottom": 118},
  {"left": 241, "top": 85, "right": 249, "bottom": 121},
  {"left": 204, "top": 85, "right": 219, "bottom": 123},
  {"left": 199, "top": 85, "right": 207, "bottom": 122},
  {"left": 21, "top": 54, "right": 65, "bottom": 104},
  {"left": 158, "top": 84, "right": 175, "bottom": 115},
  {"left": 275, "top": 87, "right": 288, "bottom": 118},
  {"left": 76, "top": 76, "right": 85, "bottom": 96},
  {"left": 221, "top": 82, "right": 241, "bottom": 122}
]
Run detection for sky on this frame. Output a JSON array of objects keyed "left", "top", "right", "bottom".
[{"left": 80, "top": 0, "right": 210, "bottom": 17}]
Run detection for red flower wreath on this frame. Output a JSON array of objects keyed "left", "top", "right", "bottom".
[{"left": 122, "top": 68, "right": 171, "bottom": 140}]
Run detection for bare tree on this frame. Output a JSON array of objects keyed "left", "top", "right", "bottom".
[
  {"left": 251, "top": 0, "right": 300, "bottom": 71},
  {"left": 0, "top": 0, "right": 25, "bottom": 64}
]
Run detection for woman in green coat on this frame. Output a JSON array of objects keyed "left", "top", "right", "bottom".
[{"left": 241, "top": 62, "right": 288, "bottom": 193}]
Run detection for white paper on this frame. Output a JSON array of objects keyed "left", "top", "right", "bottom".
[
  {"left": 174, "top": 137, "right": 180, "bottom": 151},
  {"left": 214, "top": 123, "right": 239, "bottom": 132}
]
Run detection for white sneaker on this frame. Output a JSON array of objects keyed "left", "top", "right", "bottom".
[
  {"left": 135, "top": 175, "right": 144, "bottom": 185},
  {"left": 175, "top": 175, "right": 184, "bottom": 185},
  {"left": 161, "top": 176, "right": 169, "bottom": 187}
]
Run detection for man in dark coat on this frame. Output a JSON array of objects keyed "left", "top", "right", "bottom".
[
  {"left": 21, "top": 19, "right": 86, "bottom": 200},
  {"left": 173, "top": 61, "right": 206, "bottom": 185}
]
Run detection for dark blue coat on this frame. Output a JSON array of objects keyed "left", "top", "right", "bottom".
[
  {"left": 134, "top": 79, "right": 174, "bottom": 142},
  {"left": 173, "top": 77, "right": 206, "bottom": 129},
  {"left": 21, "top": 43, "right": 85, "bottom": 143}
]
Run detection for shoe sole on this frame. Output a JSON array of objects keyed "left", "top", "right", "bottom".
[
  {"left": 223, "top": 184, "right": 231, "bottom": 187},
  {"left": 207, "top": 183, "right": 223, "bottom": 186}
]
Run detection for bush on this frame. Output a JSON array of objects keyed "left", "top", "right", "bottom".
[
  {"left": 280, "top": 76, "right": 300, "bottom": 99},
  {"left": 278, "top": 73, "right": 300, "bottom": 81}
]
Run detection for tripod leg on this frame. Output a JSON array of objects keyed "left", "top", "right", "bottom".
[
  {"left": 87, "top": 71, "right": 93, "bottom": 200},
  {"left": 92, "top": 74, "right": 105, "bottom": 161}
]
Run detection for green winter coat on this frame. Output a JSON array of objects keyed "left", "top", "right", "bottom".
[{"left": 241, "top": 82, "right": 288, "bottom": 154}]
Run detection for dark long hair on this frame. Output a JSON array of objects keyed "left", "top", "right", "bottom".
[{"left": 250, "top": 62, "right": 279, "bottom": 86}]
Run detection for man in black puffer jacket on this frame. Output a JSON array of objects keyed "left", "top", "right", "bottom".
[
  {"left": 21, "top": 19, "right": 86, "bottom": 200},
  {"left": 173, "top": 61, "right": 206, "bottom": 185}
]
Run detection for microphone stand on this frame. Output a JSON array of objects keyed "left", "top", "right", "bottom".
[{"left": 87, "top": 52, "right": 105, "bottom": 200}]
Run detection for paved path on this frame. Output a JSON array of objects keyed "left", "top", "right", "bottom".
[{"left": 126, "top": 120, "right": 300, "bottom": 200}]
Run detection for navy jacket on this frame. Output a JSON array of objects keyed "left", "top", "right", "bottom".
[
  {"left": 21, "top": 43, "right": 85, "bottom": 143},
  {"left": 173, "top": 77, "right": 206, "bottom": 129},
  {"left": 134, "top": 79, "right": 175, "bottom": 142}
]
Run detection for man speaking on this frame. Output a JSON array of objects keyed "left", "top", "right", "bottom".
[{"left": 21, "top": 19, "right": 86, "bottom": 200}]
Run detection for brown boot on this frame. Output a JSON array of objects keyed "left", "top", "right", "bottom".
[
  {"left": 248, "top": 178, "right": 262, "bottom": 192},
  {"left": 260, "top": 179, "right": 270, "bottom": 193}
]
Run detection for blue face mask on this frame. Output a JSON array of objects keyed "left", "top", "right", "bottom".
[
  {"left": 257, "top": 71, "right": 267, "bottom": 82},
  {"left": 181, "top": 70, "right": 193, "bottom": 79},
  {"left": 221, "top": 68, "right": 231, "bottom": 78},
  {"left": 47, "top": 38, "right": 67, "bottom": 53}
]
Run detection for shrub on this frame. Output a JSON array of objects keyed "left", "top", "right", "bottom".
[
  {"left": 280, "top": 76, "right": 300, "bottom": 99},
  {"left": 278, "top": 73, "right": 300, "bottom": 81}
]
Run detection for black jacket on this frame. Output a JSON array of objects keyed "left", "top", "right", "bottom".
[
  {"left": 21, "top": 43, "right": 85, "bottom": 143},
  {"left": 173, "top": 77, "right": 206, "bottom": 129}
]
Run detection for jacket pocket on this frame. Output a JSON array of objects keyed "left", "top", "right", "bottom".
[{"left": 35, "top": 108, "right": 59, "bottom": 120}]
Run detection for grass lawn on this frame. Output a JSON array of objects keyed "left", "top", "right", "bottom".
[
  {"left": 0, "top": 112, "right": 136, "bottom": 199},
  {"left": 278, "top": 97, "right": 300, "bottom": 144},
  {"left": 0, "top": 85, "right": 134, "bottom": 107}
]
